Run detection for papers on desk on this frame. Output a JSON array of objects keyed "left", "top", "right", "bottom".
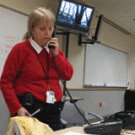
[
  {"left": 61, "top": 132, "right": 87, "bottom": 135},
  {"left": 121, "top": 129, "right": 135, "bottom": 134}
]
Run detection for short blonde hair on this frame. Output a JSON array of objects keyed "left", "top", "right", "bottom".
[{"left": 23, "top": 7, "right": 55, "bottom": 41}]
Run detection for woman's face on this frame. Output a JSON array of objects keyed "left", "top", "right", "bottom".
[{"left": 31, "top": 17, "right": 54, "bottom": 47}]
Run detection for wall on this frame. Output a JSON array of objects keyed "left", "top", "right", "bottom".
[
  {"left": 67, "top": 15, "right": 135, "bottom": 89},
  {"left": 0, "top": 0, "right": 135, "bottom": 134},
  {"left": 0, "top": 91, "right": 9, "bottom": 135},
  {"left": 0, "top": 0, "right": 49, "bottom": 15},
  {"left": 68, "top": 90, "right": 124, "bottom": 119}
]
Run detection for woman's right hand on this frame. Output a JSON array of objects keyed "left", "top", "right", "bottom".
[{"left": 17, "top": 107, "right": 31, "bottom": 117}]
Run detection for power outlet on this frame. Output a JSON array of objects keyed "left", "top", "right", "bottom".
[
  {"left": 102, "top": 101, "right": 105, "bottom": 107},
  {"left": 99, "top": 102, "right": 105, "bottom": 107}
]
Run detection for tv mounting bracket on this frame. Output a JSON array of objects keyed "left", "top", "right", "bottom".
[
  {"left": 78, "top": 34, "right": 95, "bottom": 45},
  {"left": 78, "top": 15, "right": 103, "bottom": 46}
]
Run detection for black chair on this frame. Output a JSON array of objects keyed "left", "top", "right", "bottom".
[
  {"left": 61, "top": 101, "right": 85, "bottom": 128},
  {"left": 124, "top": 90, "right": 135, "bottom": 111}
]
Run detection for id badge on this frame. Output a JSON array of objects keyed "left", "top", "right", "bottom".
[{"left": 46, "top": 91, "right": 56, "bottom": 104}]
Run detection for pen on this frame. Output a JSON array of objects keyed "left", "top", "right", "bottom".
[{"left": 30, "top": 108, "right": 42, "bottom": 117}]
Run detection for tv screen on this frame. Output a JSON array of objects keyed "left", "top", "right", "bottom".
[{"left": 55, "top": 0, "right": 95, "bottom": 33}]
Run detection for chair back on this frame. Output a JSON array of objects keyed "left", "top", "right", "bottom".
[{"left": 61, "top": 102, "right": 85, "bottom": 126}]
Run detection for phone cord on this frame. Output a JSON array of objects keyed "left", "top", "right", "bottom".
[{"left": 50, "top": 49, "right": 90, "bottom": 125}]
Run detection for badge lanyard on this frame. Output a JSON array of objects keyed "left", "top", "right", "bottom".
[
  {"left": 33, "top": 48, "right": 56, "bottom": 104},
  {"left": 34, "top": 48, "right": 50, "bottom": 91}
]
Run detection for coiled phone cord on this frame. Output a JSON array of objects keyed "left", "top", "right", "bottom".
[{"left": 50, "top": 49, "right": 90, "bottom": 125}]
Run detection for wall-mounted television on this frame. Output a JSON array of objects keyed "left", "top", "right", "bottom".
[{"left": 55, "top": 0, "right": 95, "bottom": 33}]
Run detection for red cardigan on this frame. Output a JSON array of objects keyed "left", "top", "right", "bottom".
[{"left": 0, "top": 40, "right": 73, "bottom": 116}]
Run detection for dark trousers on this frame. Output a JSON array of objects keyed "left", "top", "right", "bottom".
[
  {"left": 32, "top": 107, "right": 62, "bottom": 131},
  {"left": 13, "top": 95, "right": 62, "bottom": 131}
]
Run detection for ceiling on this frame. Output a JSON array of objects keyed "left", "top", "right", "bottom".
[{"left": 82, "top": 0, "right": 135, "bottom": 39}]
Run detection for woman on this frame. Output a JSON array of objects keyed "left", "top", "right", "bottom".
[{"left": 0, "top": 7, "right": 73, "bottom": 131}]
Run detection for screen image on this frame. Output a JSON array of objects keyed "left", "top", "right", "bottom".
[{"left": 55, "top": 0, "right": 94, "bottom": 33}]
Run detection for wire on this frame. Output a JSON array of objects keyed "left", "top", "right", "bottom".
[{"left": 50, "top": 49, "right": 90, "bottom": 125}]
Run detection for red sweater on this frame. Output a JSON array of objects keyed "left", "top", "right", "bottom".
[{"left": 0, "top": 40, "right": 73, "bottom": 116}]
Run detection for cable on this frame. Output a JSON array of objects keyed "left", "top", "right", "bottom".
[{"left": 50, "top": 49, "right": 90, "bottom": 125}]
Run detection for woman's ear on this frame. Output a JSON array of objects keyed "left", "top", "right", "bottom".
[
  {"left": 30, "top": 29, "right": 34, "bottom": 39},
  {"left": 31, "top": 28, "right": 33, "bottom": 35}
]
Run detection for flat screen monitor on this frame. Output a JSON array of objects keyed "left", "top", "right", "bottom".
[
  {"left": 55, "top": 0, "right": 95, "bottom": 33},
  {"left": 93, "top": 15, "right": 103, "bottom": 41}
]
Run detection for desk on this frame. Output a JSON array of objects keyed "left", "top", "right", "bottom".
[
  {"left": 45, "top": 126, "right": 86, "bottom": 135},
  {"left": 45, "top": 125, "right": 135, "bottom": 135},
  {"left": 65, "top": 97, "right": 84, "bottom": 103}
]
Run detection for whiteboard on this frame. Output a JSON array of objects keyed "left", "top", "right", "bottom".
[
  {"left": 0, "top": 6, "right": 28, "bottom": 76},
  {"left": 84, "top": 43, "right": 128, "bottom": 87}
]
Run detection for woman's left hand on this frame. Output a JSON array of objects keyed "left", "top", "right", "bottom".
[{"left": 48, "top": 38, "right": 59, "bottom": 57}]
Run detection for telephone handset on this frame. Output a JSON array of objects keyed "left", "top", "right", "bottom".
[
  {"left": 104, "top": 110, "right": 135, "bottom": 121},
  {"left": 48, "top": 27, "right": 56, "bottom": 49},
  {"left": 104, "top": 110, "right": 135, "bottom": 130},
  {"left": 114, "top": 110, "right": 135, "bottom": 130},
  {"left": 52, "top": 27, "right": 56, "bottom": 38},
  {"left": 114, "top": 110, "right": 135, "bottom": 119}
]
